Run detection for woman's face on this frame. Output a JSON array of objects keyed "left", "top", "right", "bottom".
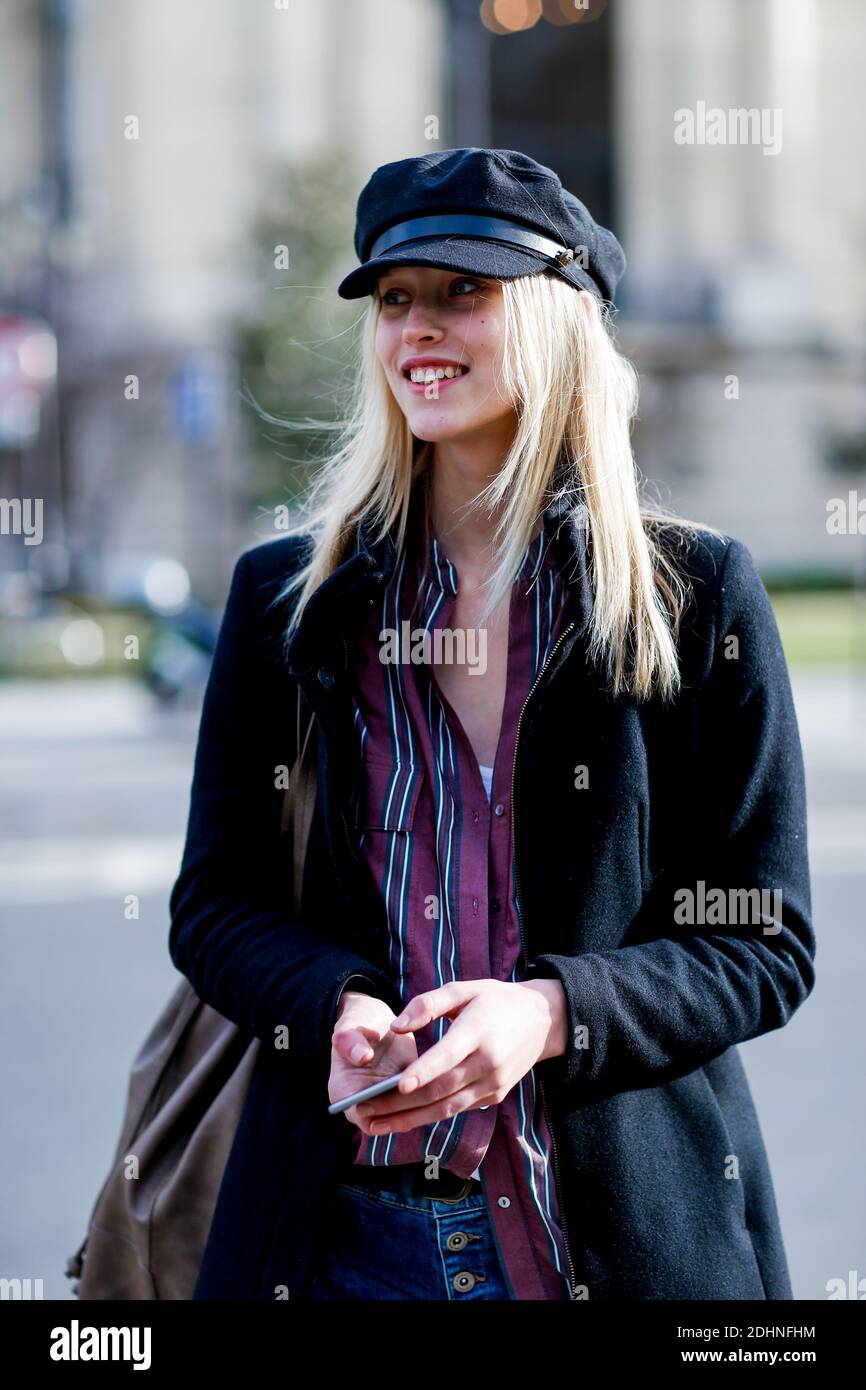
[{"left": 373, "top": 265, "right": 517, "bottom": 445}]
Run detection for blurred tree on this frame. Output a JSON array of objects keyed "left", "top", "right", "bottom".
[{"left": 234, "top": 147, "right": 362, "bottom": 522}]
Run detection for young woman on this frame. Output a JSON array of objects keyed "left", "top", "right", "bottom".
[{"left": 169, "top": 148, "right": 815, "bottom": 1301}]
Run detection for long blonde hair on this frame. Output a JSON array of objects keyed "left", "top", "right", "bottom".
[{"left": 274, "top": 271, "right": 723, "bottom": 701}]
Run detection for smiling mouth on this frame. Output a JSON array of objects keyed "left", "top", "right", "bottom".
[{"left": 402, "top": 364, "right": 470, "bottom": 385}]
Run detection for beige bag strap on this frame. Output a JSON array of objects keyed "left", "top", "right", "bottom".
[{"left": 281, "top": 684, "right": 318, "bottom": 910}]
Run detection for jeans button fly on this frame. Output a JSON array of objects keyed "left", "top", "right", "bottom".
[{"left": 453, "top": 1271, "right": 482, "bottom": 1293}]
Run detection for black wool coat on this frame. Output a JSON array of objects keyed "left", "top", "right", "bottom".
[{"left": 168, "top": 505, "right": 815, "bottom": 1301}]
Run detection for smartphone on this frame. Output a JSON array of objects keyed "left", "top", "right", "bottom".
[{"left": 327, "top": 1068, "right": 409, "bottom": 1116}]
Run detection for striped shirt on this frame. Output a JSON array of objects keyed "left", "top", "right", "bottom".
[{"left": 343, "top": 495, "right": 573, "bottom": 1300}]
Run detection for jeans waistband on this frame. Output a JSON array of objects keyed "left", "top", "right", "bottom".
[{"left": 337, "top": 1159, "right": 483, "bottom": 1203}]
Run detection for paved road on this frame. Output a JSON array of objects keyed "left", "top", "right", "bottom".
[{"left": 0, "top": 672, "right": 863, "bottom": 1300}]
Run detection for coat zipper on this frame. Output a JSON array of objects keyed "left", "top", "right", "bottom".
[{"left": 510, "top": 618, "right": 579, "bottom": 1299}]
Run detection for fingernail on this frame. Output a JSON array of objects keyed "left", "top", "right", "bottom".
[
  {"left": 392, "top": 1015, "right": 408, "bottom": 1028},
  {"left": 401, "top": 1075, "right": 420, "bottom": 1093}
]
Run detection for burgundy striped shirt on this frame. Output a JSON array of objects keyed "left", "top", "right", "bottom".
[{"left": 343, "top": 495, "right": 573, "bottom": 1300}]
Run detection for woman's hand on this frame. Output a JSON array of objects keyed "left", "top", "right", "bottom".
[
  {"left": 328, "top": 991, "right": 419, "bottom": 1134},
  {"left": 353, "top": 978, "right": 567, "bottom": 1135}
]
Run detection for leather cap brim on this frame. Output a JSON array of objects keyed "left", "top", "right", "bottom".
[{"left": 336, "top": 236, "right": 557, "bottom": 299}]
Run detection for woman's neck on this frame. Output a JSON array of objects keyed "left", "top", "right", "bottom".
[{"left": 424, "top": 439, "right": 540, "bottom": 586}]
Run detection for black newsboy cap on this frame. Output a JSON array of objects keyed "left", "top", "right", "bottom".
[{"left": 337, "top": 146, "right": 626, "bottom": 305}]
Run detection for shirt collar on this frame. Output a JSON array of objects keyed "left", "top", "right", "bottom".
[
  {"left": 286, "top": 484, "right": 591, "bottom": 678},
  {"left": 411, "top": 505, "right": 560, "bottom": 597},
  {"left": 414, "top": 514, "right": 558, "bottom": 594}
]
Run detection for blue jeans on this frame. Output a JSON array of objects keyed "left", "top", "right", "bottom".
[{"left": 309, "top": 1175, "right": 513, "bottom": 1300}]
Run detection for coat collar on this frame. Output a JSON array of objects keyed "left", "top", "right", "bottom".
[{"left": 286, "top": 490, "right": 593, "bottom": 678}]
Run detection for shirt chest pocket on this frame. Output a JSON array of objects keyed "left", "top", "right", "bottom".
[{"left": 355, "top": 756, "right": 425, "bottom": 833}]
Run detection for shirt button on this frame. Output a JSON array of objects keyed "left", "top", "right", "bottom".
[
  {"left": 497, "top": 1195, "right": 511, "bottom": 1209},
  {"left": 493, "top": 802, "right": 505, "bottom": 817},
  {"left": 472, "top": 896, "right": 478, "bottom": 913},
  {"left": 453, "top": 1271, "right": 478, "bottom": 1293},
  {"left": 317, "top": 667, "right": 335, "bottom": 688},
  {"left": 473, "top": 810, "right": 479, "bottom": 824}
]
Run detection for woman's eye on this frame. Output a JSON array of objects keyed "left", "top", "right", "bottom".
[{"left": 380, "top": 279, "right": 483, "bottom": 306}]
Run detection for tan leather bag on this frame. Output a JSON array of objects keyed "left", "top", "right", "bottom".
[{"left": 66, "top": 688, "right": 318, "bottom": 1300}]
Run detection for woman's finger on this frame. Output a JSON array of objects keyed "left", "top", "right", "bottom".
[
  {"left": 357, "top": 1052, "right": 485, "bottom": 1120},
  {"left": 390, "top": 981, "right": 476, "bottom": 1033},
  {"left": 391, "top": 1014, "right": 482, "bottom": 1098},
  {"left": 367, "top": 1083, "right": 498, "bottom": 1135},
  {"left": 332, "top": 1023, "right": 382, "bottom": 1063}
]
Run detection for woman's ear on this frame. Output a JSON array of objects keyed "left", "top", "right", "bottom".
[{"left": 578, "top": 289, "right": 597, "bottom": 322}]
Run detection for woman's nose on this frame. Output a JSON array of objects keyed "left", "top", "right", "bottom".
[{"left": 403, "top": 304, "right": 444, "bottom": 341}]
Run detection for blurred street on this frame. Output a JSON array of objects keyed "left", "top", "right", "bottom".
[{"left": 0, "top": 670, "right": 863, "bottom": 1300}]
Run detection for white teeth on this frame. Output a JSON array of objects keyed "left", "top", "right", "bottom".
[{"left": 407, "top": 365, "right": 468, "bottom": 383}]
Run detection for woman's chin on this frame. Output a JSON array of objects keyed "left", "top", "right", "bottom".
[
  {"left": 404, "top": 408, "right": 498, "bottom": 443},
  {"left": 404, "top": 418, "right": 468, "bottom": 443}
]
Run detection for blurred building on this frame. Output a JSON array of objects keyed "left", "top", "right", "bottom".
[
  {"left": 1, "top": 0, "right": 864, "bottom": 600},
  {"left": 0, "top": 0, "right": 443, "bottom": 598},
  {"left": 613, "top": 0, "right": 866, "bottom": 577},
  {"left": 444, "top": 0, "right": 866, "bottom": 577}
]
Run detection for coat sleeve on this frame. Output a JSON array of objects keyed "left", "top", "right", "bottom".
[
  {"left": 168, "top": 549, "right": 404, "bottom": 1082},
  {"left": 532, "top": 537, "right": 816, "bottom": 1107}
]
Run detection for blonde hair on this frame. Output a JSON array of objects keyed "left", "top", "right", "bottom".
[{"left": 274, "top": 271, "right": 723, "bottom": 701}]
